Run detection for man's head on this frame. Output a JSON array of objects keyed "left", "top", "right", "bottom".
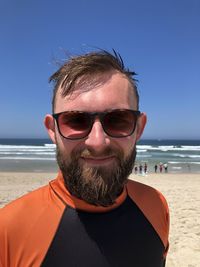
[{"left": 45, "top": 49, "right": 146, "bottom": 206}]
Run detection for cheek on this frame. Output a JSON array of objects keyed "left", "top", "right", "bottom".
[
  {"left": 113, "top": 136, "right": 136, "bottom": 158},
  {"left": 56, "top": 134, "right": 84, "bottom": 158}
]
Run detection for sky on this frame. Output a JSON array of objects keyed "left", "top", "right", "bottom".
[{"left": 0, "top": 0, "right": 199, "bottom": 139}]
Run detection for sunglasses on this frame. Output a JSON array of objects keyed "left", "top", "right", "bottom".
[{"left": 52, "top": 109, "right": 141, "bottom": 140}]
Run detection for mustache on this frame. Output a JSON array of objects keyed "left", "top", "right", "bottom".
[{"left": 72, "top": 147, "right": 123, "bottom": 159}]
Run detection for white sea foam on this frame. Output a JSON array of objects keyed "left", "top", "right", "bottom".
[
  {"left": 181, "top": 146, "right": 200, "bottom": 151},
  {"left": 137, "top": 145, "right": 200, "bottom": 152},
  {"left": 0, "top": 143, "right": 199, "bottom": 164},
  {"left": 0, "top": 145, "right": 55, "bottom": 152},
  {"left": 136, "top": 146, "right": 154, "bottom": 151},
  {"left": 0, "top": 157, "right": 56, "bottom": 161},
  {"left": 137, "top": 149, "right": 148, "bottom": 153},
  {"left": 44, "top": 144, "right": 56, "bottom": 148},
  {"left": 1, "top": 144, "right": 199, "bottom": 152},
  {"left": 168, "top": 161, "right": 200, "bottom": 165},
  {"left": 0, "top": 152, "right": 55, "bottom": 155},
  {"left": 0, "top": 145, "right": 47, "bottom": 149},
  {"left": 0, "top": 144, "right": 56, "bottom": 160}
]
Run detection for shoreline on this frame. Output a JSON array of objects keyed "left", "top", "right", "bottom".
[
  {"left": 0, "top": 172, "right": 200, "bottom": 266},
  {"left": 0, "top": 157, "right": 199, "bottom": 174},
  {"left": 0, "top": 159, "right": 199, "bottom": 173}
]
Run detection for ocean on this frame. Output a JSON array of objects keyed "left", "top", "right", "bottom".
[{"left": 0, "top": 139, "right": 199, "bottom": 173}]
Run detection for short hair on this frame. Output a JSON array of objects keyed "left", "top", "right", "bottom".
[{"left": 49, "top": 49, "right": 139, "bottom": 111}]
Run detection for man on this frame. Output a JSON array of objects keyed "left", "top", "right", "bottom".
[{"left": 0, "top": 50, "right": 169, "bottom": 267}]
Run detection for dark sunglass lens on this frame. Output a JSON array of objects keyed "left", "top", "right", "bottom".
[
  {"left": 103, "top": 110, "right": 137, "bottom": 137},
  {"left": 59, "top": 112, "right": 91, "bottom": 139}
]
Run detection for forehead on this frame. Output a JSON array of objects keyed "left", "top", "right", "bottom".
[{"left": 54, "top": 72, "right": 137, "bottom": 113}]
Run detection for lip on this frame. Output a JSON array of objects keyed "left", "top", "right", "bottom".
[{"left": 80, "top": 156, "right": 116, "bottom": 165}]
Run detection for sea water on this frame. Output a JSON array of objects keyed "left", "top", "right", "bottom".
[
  {"left": 136, "top": 139, "right": 200, "bottom": 173},
  {"left": 0, "top": 139, "right": 199, "bottom": 173}
]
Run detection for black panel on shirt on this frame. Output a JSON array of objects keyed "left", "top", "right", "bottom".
[{"left": 41, "top": 196, "right": 165, "bottom": 267}]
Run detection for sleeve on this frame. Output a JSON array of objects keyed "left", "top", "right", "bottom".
[{"left": 127, "top": 179, "right": 170, "bottom": 257}]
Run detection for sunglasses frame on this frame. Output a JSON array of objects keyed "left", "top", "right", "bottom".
[{"left": 52, "top": 109, "right": 141, "bottom": 140}]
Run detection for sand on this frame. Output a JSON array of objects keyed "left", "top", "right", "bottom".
[{"left": 0, "top": 172, "right": 200, "bottom": 267}]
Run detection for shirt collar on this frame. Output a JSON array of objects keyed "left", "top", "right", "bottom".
[{"left": 49, "top": 171, "right": 127, "bottom": 213}]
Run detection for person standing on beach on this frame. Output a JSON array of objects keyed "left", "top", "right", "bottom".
[
  {"left": 139, "top": 163, "right": 143, "bottom": 174},
  {"left": 144, "top": 162, "right": 148, "bottom": 174},
  {"left": 164, "top": 163, "right": 168, "bottom": 173},
  {"left": 154, "top": 164, "right": 158, "bottom": 173},
  {"left": 159, "top": 163, "right": 163, "bottom": 173},
  {"left": 134, "top": 165, "right": 138, "bottom": 174},
  {"left": 0, "top": 50, "right": 170, "bottom": 267}
]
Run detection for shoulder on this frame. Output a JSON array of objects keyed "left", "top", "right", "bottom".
[
  {"left": 0, "top": 184, "right": 50, "bottom": 229},
  {"left": 127, "top": 179, "right": 168, "bottom": 211},
  {"left": 126, "top": 179, "right": 169, "bottom": 253},
  {"left": 0, "top": 181, "right": 66, "bottom": 266}
]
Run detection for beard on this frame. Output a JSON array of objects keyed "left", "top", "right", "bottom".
[{"left": 56, "top": 145, "right": 136, "bottom": 207}]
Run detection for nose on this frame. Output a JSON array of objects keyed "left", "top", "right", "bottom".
[{"left": 84, "top": 119, "right": 110, "bottom": 152}]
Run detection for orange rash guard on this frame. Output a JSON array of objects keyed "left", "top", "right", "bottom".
[{"left": 0, "top": 172, "right": 169, "bottom": 267}]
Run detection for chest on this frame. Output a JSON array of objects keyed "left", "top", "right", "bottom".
[{"left": 41, "top": 197, "right": 165, "bottom": 267}]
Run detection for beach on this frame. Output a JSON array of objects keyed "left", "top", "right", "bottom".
[{"left": 0, "top": 172, "right": 199, "bottom": 266}]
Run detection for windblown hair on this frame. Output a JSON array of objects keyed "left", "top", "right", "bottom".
[{"left": 49, "top": 49, "right": 139, "bottom": 111}]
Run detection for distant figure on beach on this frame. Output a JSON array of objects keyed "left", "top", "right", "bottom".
[
  {"left": 134, "top": 165, "right": 138, "bottom": 174},
  {"left": 144, "top": 162, "right": 148, "bottom": 174},
  {"left": 139, "top": 163, "right": 143, "bottom": 174},
  {"left": 163, "top": 163, "right": 168, "bottom": 173},
  {"left": 154, "top": 164, "right": 158, "bottom": 173},
  {"left": 159, "top": 163, "right": 163, "bottom": 173},
  {"left": 0, "top": 49, "right": 169, "bottom": 266}
]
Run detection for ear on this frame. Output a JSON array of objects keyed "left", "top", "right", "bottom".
[
  {"left": 136, "top": 113, "right": 147, "bottom": 141},
  {"left": 44, "top": 114, "right": 56, "bottom": 144}
]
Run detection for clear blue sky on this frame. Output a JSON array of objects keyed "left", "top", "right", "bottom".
[{"left": 0, "top": 0, "right": 199, "bottom": 139}]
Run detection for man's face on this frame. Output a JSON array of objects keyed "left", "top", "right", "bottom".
[{"left": 45, "top": 71, "right": 146, "bottom": 206}]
